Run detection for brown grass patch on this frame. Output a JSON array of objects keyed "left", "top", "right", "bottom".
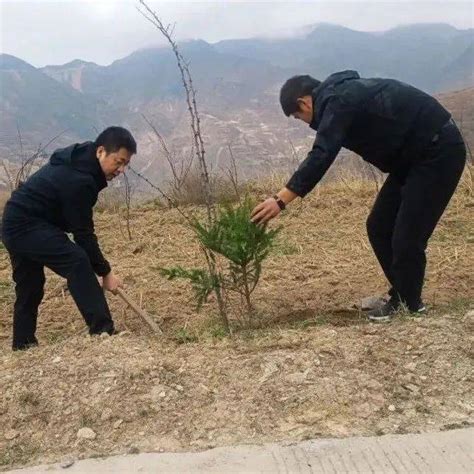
[{"left": 0, "top": 173, "right": 472, "bottom": 470}]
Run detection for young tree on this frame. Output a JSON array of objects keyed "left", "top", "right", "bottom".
[
  {"left": 161, "top": 198, "right": 280, "bottom": 325},
  {"left": 136, "top": 1, "right": 279, "bottom": 330}
]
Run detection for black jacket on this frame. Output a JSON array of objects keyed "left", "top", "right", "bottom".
[
  {"left": 2, "top": 142, "right": 111, "bottom": 276},
  {"left": 286, "top": 71, "right": 451, "bottom": 197}
]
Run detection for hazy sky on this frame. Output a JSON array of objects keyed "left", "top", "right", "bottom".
[{"left": 1, "top": 0, "right": 473, "bottom": 67}]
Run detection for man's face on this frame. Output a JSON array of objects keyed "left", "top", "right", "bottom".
[
  {"left": 97, "top": 146, "right": 133, "bottom": 180},
  {"left": 291, "top": 96, "right": 313, "bottom": 124}
]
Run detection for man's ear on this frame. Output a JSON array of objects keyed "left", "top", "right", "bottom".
[
  {"left": 296, "top": 97, "right": 306, "bottom": 110},
  {"left": 296, "top": 96, "right": 312, "bottom": 111},
  {"left": 96, "top": 145, "right": 106, "bottom": 159}
]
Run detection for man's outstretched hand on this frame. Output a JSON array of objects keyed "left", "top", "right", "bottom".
[
  {"left": 102, "top": 272, "right": 123, "bottom": 294},
  {"left": 251, "top": 198, "right": 281, "bottom": 224}
]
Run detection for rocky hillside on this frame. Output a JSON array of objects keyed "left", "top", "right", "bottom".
[{"left": 0, "top": 23, "right": 472, "bottom": 182}]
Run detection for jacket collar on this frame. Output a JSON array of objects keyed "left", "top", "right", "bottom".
[{"left": 309, "top": 70, "right": 360, "bottom": 130}]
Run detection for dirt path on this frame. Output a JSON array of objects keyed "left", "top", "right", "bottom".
[{"left": 6, "top": 428, "right": 474, "bottom": 473}]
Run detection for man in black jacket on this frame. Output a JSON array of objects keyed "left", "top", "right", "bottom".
[
  {"left": 2, "top": 126, "right": 136, "bottom": 349},
  {"left": 251, "top": 71, "right": 466, "bottom": 322}
]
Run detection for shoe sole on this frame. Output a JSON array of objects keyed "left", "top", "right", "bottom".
[
  {"left": 368, "top": 315, "right": 393, "bottom": 323},
  {"left": 368, "top": 306, "right": 427, "bottom": 323},
  {"left": 406, "top": 307, "right": 427, "bottom": 318}
]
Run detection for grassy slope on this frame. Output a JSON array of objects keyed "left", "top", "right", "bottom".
[{"left": 0, "top": 171, "right": 472, "bottom": 470}]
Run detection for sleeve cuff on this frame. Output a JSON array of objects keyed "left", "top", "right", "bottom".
[
  {"left": 95, "top": 260, "right": 111, "bottom": 277},
  {"left": 285, "top": 179, "right": 307, "bottom": 198}
]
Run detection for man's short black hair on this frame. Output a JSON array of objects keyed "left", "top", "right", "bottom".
[
  {"left": 95, "top": 126, "right": 137, "bottom": 154},
  {"left": 280, "top": 75, "right": 321, "bottom": 116}
]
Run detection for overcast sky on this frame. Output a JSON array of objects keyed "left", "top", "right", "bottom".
[{"left": 1, "top": 0, "right": 472, "bottom": 67}]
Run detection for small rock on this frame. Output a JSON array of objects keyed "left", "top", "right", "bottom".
[
  {"left": 175, "top": 385, "right": 184, "bottom": 392},
  {"left": 113, "top": 419, "right": 123, "bottom": 429},
  {"left": 150, "top": 384, "right": 168, "bottom": 401},
  {"left": 100, "top": 332, "right": 110, "bottom": 339},
  {"left": 139, "top": 431, "right": 145, "bottom": 436},
  {"left": 4, "top": 429, "right": 18, "bottom": 440},
  {"left": 259, "top": 362, "right": 279, "bottom": 384},
  {"left": 100, "top": 408, "right": 113, "bottom": 421},
  {"left": 420, "top": 375, "right": 428, "bottom": 381},
  {"left": 365, "top": 379, "right": 383, "bottom": 391},
  {"left": 464, "top": 310, "right": 474, "bottom": 320},
  {"left": 356, "top": 402, "right": 374, "bottom": 418},
  {"left": 363, "top": 327, "right": 378, "bottom": 335},
  {"left": 388, "top": 405, "right": 396, "bottom": 412},
  {"left": 103, "top": 371, "right": 117, "bottom": 378},
  {"left": 404, "top": 362, "right": 417, "bottom": 371},
  {"left": 403, "top": 383, "right": 420, "bottom": 394},
  {"left": 53, "top": 356, "right": 62, "bottom": 363},
  {"left": 60, "top": 460, "right": 75, "bottom": 469},
  {"left": 313, "top": 358, "right": 321, "bottom": 366},
  {"left": 159, "top": 391, "right": 166, "bottom": 398},
  {"left": 361, "top": 295, "right": 386, "bottom": 311},
  {"left": 76, "top": 428, "right": 96, "bottom": 440},
  {"left": 285, "top": 368, "right": 311, "bottom": 385}
]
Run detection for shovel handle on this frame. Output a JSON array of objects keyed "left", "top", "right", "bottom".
[{"left": 115, "top": 288, "right": 162, "bottom": 334}]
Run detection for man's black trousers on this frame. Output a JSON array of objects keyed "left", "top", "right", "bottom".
[
  {"left": 2, "top": 218, "right": 114, "bottom": 350},
  {"left": 366, "top": 121, "right": 467, "bottom": 310}
]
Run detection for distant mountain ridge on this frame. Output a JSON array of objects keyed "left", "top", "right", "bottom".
[
  {"left": 0, "top": 23, "right": 472, "bottom": 172},
  {"left": 214, "top": 23, "right": 473, "bottom": 92},
  {"left": 0, "top": 53, "right": 101, "bottom": 154}
]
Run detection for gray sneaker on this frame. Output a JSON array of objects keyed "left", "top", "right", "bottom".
[
  {"left": 360, "top": 294, "right": 390, "bottom": 311},
  {"left": 367, "top": 299, "right": 426, "bottom": 323}
]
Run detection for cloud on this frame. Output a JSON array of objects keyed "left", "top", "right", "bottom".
[{"left": 1, "top": 1, "right": 472, "bottom": 67}]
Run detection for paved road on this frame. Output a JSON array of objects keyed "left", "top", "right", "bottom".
[{"left": 9, "top": 427, "right": 473, "bottom": 473}]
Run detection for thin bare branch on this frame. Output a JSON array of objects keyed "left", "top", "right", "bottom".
[
  {"left": 15, "top": 129, "right": 69, "bottom": 188},
  {"left": 137, "top": 0, "right": 214, "bottom": 222}
]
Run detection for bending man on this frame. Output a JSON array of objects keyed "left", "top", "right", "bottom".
[{"left": 251, "top": 71, "right": 466, "bottom": 322}]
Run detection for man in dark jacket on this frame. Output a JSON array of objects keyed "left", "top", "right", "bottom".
[
  {"left": 2, "top": 126, "right": 136, "bottom": 350},
  {"left": 251, "top": 71, "right": 466, "bottom": 322}
]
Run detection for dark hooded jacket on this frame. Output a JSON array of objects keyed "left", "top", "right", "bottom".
[
  {"left": 2, "top": 142, "right": 111, "bottom": 276},
  {"left": 286, "top": 71, "right": 451, "bottom": 197}
]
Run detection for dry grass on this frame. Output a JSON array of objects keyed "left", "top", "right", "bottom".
[
  {"left": 0, "top": 190, "right": 12, "bottom": 213},
  {"left": 0, "top": 172, "right": 473, "bottom": 470}
]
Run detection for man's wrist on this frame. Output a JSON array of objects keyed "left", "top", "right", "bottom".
[
  {"left": 276, "top": 187, "right": 298, "bottom": 207},
  {"left": 272, "top": 195, "right": 286, "bottom": 211}
]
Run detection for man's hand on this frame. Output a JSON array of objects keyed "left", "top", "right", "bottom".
[
  {"left": 251, "top": 198, "right": 281, "bottom": 224},
  {"left": 102, "top": 272, "right": 123, "bottom": 294}
]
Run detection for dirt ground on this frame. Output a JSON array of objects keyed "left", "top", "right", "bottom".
[{"left": 0, "top": 174, "right": 473, "bottom": 470}]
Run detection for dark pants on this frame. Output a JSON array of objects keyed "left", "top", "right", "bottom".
[
  {"left": 2, "top": 218, "right": 114, "bottom": 349},
  {"left": 366, "top": 120, "right": 466, "bottom": 310}
]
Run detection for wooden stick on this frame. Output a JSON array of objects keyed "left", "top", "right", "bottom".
[{"left": 115, "top": 288, "right": 162, "bottom": 334}]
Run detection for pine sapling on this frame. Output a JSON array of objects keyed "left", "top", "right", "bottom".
[{"left": 160, "top": 198, "right": 280, "bottom": 325}]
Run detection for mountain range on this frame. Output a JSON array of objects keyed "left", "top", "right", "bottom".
[{"left": 1, "top": 22, "right": 473, "bottom": 183}]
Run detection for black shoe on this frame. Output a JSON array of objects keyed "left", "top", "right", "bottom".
[
  {"left": 90, "top": 328, "right": 119, "bottom": 337},
  {"left": 12, "top": 338, "right": 39, "bottom": 351},
  {"left": 367, "top": 299, "right": 426, "bottom": 323},
  {"left": 89, "top": 320, "right": 115, "bottom": 336}
]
